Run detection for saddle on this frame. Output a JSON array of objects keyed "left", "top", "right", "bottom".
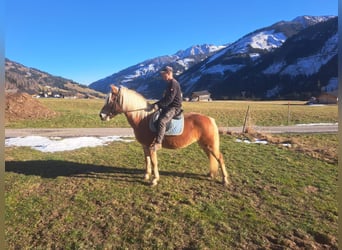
[{"left": 149, "top": 109, "right": 184, "bottom": 136}]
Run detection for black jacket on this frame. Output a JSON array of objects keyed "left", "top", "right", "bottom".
[{"left": 155, "top": 78, "right": 182, "bottom": 110}]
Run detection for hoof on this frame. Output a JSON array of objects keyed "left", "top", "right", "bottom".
[
  {"left": 144, "top": 174, "right": 151, "bottom": 181},
  {"left": 151, "top": 178, "right": 159, "bottom": 186},
  {"left": 223, "top": 178, "right": 230, "bottom": 187},
  {"left": 207, "top": 173, "right": 216, "bottom": 180}
]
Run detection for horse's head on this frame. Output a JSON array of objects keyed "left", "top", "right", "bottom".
[{"left": 99, "top": 85, "right": 123, "bottom": 121}]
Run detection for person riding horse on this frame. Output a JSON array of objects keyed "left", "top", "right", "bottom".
[
  {"left": 151, "top": 66, "right": 182, "bottom": 151},
  {"left": 99, "top": 84, "right": 229, "bottom": 186}
]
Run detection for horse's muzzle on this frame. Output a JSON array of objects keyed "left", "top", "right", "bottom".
[{"left": 99, "top": 113, "right": 109, "bottom": 121}]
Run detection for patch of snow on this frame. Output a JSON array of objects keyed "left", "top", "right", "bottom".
[
  {"left": 306, "top": 104, "right": 326, "bottom": 107},
  {"left": 292, "top": 16, "right": 335, "bottom": 28},
  {"left": 281, "top": 56, "right": 325, "bottom": 76},
  {"left": 122, "top": 64, "right": 157, "bottom": 83},
  {"left": 263, "top": 61, "right": 286, "bottom": 75},
  {"left": 176, "top": 58, "right": 195, "bottom": 69},
  {"left": 249, "top": 53, "right": 260, "bottom": 61},
  {"left": 176, "top": 44, "right": 226, "bottom": 58},
  {"left": 187, "top": 75, "right": 201, "bottom": 85},
  {"left": 203, "top": 64, "right": 244, "bottom": 75},
  {"left": 254, "top": 139, "right": 268, "bottom": 145},
  {"left": 324, "top": 77, "right": 338, "bottom": 92},
  {"left": 206, "top": 46, "right": 230, "bottom": 64},
  {"left": 250, "top": 31, "right": 286, "bottom": 50},
  {"left": 281, "top": 33, "right": 337, "bottom": 77},
  {"left": 206, "top": 45, "right": 226, "bottom": 53},
  {"left": 235, "top": 138, "right": 268, "bottom": 145},
  {"left": 121, "top": 78, "right": 133, "bottom": 84},
  {"left": 235, "top": 138, "right": 291, "bottom": 147},
  {"left": 182, "top": 75, "right": 201, "bottom": 93},
  {"left": 229, "top": 30, "right": 286, "bottom": 54},
  {"left": 5, "top": 136, "right": 134, "bottom": 153},
  {"left": 235, "top": 139, "right": 250, "bottom": 144},
  {"left": 295, "top": 123, "right": 338, "bottom": 126},
  {"left": 265, "top": 85, "right": 282, "bottom": 98},
  {"left": 321, "top": 33, "right": 338, "bottom": 55}
]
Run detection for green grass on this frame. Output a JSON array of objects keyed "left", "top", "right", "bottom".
[
  {"left": 183, "top": 100, "right": 338, "bottom": 127},
  {"left": 5, "top": 134, "right": 338, "bottom": 249},
  {"left": 5, "top": 99, "right": 338, "bottom": 128}
]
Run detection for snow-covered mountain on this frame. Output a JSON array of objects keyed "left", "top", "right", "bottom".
[
  {"left": 194, "top": 16, "right": 338, "bottom": 100},
  {"left": 178, "top": 15, "right": 335, "bottom": 96},
  {"left": 89, "top": 44, "right": 225, "bottom": 97},
  {"left": 263, "top": 33, "right": 337, "bottom": 77},
  {"left": 89, "top": 15, "right": 337, "bottom": 100}
]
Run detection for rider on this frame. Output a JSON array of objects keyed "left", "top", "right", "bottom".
[{"left": 151, "top": 66, "right": 182, "bottom": 151}]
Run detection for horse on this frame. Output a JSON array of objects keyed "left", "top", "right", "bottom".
[{"left": 99, "top": 85, "right": 229, "bottom": 187}]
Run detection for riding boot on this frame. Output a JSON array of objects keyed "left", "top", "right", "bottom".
[
  {"left": 152, "top": 122, "right": 166, "bottom": 151},
  {"left": 152, "top": 108, "right": 176, "bottom": 151}
]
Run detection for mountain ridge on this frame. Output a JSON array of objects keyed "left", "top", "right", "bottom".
[
  {"left": 5, "top": 58, "right": 105, "bottom": 98},
  {"left": 89, "top": 44, "right": 226, "bottom": 95},
  {"left": 206, "top": 16, "right": 338, "bottom": 99}
]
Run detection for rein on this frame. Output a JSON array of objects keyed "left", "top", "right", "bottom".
[{"left": 125, "top": 107, "right": 150, "bottom": 112}]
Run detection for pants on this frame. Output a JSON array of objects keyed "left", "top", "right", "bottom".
[{"left": 156, "top": 107, "right": 178, "bottom": 143}]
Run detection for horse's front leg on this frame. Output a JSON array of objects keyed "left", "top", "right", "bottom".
[
  {"left": 150, "top": 149, "right": 159, "bottom": 186},
  {"left": 143, "top": 146, "right": 152, "bottom": 181}
]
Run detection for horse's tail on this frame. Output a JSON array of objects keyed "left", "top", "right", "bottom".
[
  {"left": 206, "top": 117, "right": 229, "bottom": 185},
  {"left": 211, "top": 116, "right": 222, "bottom": 151}
]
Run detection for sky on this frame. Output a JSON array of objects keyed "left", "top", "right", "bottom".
[{"left": 5, "top": 0, "right": 338, "bottom": 85}]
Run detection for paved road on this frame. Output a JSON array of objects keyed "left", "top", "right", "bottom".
[
  {"left": 5, "top": 124, "right": 338, "bottom": 138},
  {"left": 221, "top": 124, "right": 338, "bottom": 134}
]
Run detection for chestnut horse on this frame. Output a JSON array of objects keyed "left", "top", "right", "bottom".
[{"left": 99, "top": 85, "right": 229, "bottom": 186}]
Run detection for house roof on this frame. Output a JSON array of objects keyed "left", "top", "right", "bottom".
[
  {"left": 191, "top": 90, "right": 211, "bottom": 96},
  {"left": 319, "top": 90, "right": 338, "bottom": 98}
]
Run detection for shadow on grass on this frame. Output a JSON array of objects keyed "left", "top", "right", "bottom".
[{"left": 5, "top": 160, "right": 209, "bottom": 184}]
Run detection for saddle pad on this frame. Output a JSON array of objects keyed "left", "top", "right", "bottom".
[{"left": 149, "top": 111, "right": 184, "bottom": 136}]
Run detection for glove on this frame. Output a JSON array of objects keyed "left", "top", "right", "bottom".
[
  {"left": 147, "top": 103, "right": 159, "bottom": 111},
  {"left": 152, "top": 102, "right": 159, "bottom": 111}
]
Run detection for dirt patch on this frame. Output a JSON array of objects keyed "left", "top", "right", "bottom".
[
  {"left": 5, "top": 92, "right": 58, "bottom": 122},
  {"left": 265, "top": 133, "right": 337, "bottom": 164},
  {"left": 227, "top": 130, "right": 338, "bottom": 164},
  {"left": 265, "top": 229, "right": 337, "bottom": 250}
]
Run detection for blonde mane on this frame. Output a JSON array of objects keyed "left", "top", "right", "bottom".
[{"left": 118, "top": 86, "right": 152, "bottom": 118}]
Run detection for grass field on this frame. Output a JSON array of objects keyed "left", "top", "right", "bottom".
[
  {"left": 6, "top": 98, "right": 338, "bottom": 128},
  {"left": 5, "top": 98, "right": 338, "bottom": 249}
]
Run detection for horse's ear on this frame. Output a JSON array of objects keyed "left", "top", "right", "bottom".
[{"left": 111, "top": 84, "right": 119, "bottom": 94}]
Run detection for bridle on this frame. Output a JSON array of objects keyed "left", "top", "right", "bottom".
[{"left": 102, "top": 92, "right": 119, "bottom": 118}]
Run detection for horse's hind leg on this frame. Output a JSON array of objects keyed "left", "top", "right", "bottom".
[
  {"left": 216, "top": 152, "right": 229, "bottom": 186},
  {"left": 205, "top": 145, "right": 219, "bottom": 178},
  {"left": 209, "top": 149, "right": 229, "bottom": 186},
  {"left": 199, "top": 142, "right": 230, "bottom": 186}
]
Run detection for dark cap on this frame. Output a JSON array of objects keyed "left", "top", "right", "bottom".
[{"left": 160, "top": 66, "right": 173, "bottom": 74}]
